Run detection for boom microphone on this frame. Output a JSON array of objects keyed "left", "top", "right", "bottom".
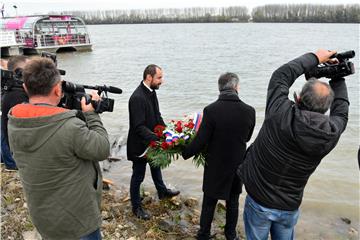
[{"left": 82, "top": 84, "right": 123, "bottom": 94}]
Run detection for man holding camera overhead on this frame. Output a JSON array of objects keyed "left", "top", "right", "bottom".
[
  {"left": 8, "top": 57, "right": 110, "bottom": 240},
  {"left": 237, "top": 49, "right": 350, "bottom": 240}
]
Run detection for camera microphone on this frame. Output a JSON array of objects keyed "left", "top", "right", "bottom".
[
  {"left": 82, "top": 84, "right": 123, "bottom": 94},
  {"left": 107, "top": 86, "right": 123, "bottom": 94},
  {"left": 332, "top": 50, "right": 355, "bottom": 60}
]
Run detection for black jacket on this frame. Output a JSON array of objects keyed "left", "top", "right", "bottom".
[
  {"left": 127, "top": 82, "right": 165, "bottom": 160},
  {"left": 237, "top": 53, "right": 349, "bottom": 211},
  {"left": 183, "top": 91, "right": 255, "bottom": 200},
  {"left": 1, "top": 88, "right": 28, "bottom": 145}
]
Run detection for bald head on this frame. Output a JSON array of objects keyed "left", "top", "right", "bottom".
[{"left": 299, "top": 79, "right": 334, "bottom": 114}]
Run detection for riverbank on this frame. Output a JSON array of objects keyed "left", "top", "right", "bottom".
[{"left": 1, "top": 166, "right": 245, "bottom": 240}]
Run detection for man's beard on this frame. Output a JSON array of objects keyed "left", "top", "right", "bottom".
[{"left": 150, "top": 83, "right": 160, "bottom": 90}]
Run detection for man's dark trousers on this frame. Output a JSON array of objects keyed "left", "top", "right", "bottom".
[
  {"left": 198, "top": 190, "right": 240, "bottom": 240},
  {"left": 130, "top": 157, "right": 168, "bottom": 210}
]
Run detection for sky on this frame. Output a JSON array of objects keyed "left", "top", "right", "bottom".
[{"left": 1, "top": 0, "right": 359, "bottom": 16}]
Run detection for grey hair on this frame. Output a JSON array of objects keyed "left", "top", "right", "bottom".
[
  {"left": 299, "top": 79, "right": 334, "bottom": 114},
  {"left": 218, "top": 72, "right": 239, "bottom": 91}
]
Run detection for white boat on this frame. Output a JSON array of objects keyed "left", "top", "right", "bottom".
[{"left": 1, "top": 15, "right": 92, "bottom": 55}]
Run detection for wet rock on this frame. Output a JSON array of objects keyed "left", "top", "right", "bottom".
[
  {"left": 179, "top": 219, "right": 189, "bottom": 228},
  {"left": 191, "top": 216, "right": 199, "bottom": 225},
  {"left": 192, "top": 209, "right": 201, "bottom": 216},
  {"left": 114, "top": 189, "right": 128, "bottom": 201},
  {"left": 7, "top": 204, "right": 16, "bottom": 211},
  {"left": 184, "top": 197, "right": 198, "bottom": 208},
  {"left": 142, "top": 196, "right": 153, "bottom": 205},
  {"left": 158, "top": 219, "right": 175, "bottom": 232},
  {"left": 127, "top": 221, "right": 137, "bottom": 230},
  {"left": 216, "top": 202, "right": 226, "bottom": 213},
  {"left": 117, "top": 224, "right": 125, "bottom": 230},
  {"left": 170, "top": 198, "right": 182, "bottom": 207},
  {"left": 349, "top": 227, "right": 358, "bottom": 236},
  {"left": 145, "top": 228, "right": 157, "bottom": 238},
  {"left": 22, "top": 230, "right": 42, "bottom": 240},
  {"left": 341, "top": 217, "right": 351, "bottom": 224},
  {"left": 122, "top": 196, "right": 130, "bottom": 202},
  {"left": 102, "top": 210, "right": 111, "bottom": 220}
]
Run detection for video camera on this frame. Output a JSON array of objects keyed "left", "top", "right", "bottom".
[
  {"left": 41, "top": 52, "right": 122, "bottom": 113},
  {"left": 60, "top": 81, "right": 122, "bottom": 113},
  {"left": 1, "top": 68, "right": 24, "bottom": 92},
  {"left": 305, "top": 50, "right": 355, "bottom": 80}
]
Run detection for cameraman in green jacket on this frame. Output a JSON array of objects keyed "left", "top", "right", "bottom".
[{"left": 8, "top": 57, "right": 110, "bottom": 240}]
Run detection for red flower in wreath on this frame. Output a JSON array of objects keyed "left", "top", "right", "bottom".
[
  {"left": 161, "top": 141, "right": 169, "bottom": 150},
  {"left": 175, "top": 121, "right": 183, "bottom": 133},
  {"left": 154, "top": 125, "right": 166, "bottom": 138},
  {"left": 149, "top": 141, "right": 157, "bottom": 148},
  {"left": 185, "top": 121, "right": 194, "bottom": 129}
]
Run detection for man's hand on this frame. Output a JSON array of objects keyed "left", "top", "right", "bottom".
[
  {"left": 315, "top": 49, "right": 337, "bottom": 64},
  {"left": 81, "top": 90, "right": 100, "bottom": 112}
]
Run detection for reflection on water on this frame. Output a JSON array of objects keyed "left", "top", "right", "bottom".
[{"left": 57, "top": 23, "right": 359, "bottom": 238}]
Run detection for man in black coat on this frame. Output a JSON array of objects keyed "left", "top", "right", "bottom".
[
  {"left": 1, "top": 55, "right": 29, "bottom": 171},
  {"left": 182, "top": 73, "right": 256, "bottom": 240},
  {"left": 127, "top": 64, "right": 180, "bottom": 220},
  {"left": 237, "top": 49, "right": 349, "bottom": 239}
]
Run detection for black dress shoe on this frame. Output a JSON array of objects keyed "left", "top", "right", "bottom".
[
  {"left": 158, "top": 189, "right": 180, "bottom": 199},
  {"left": 133, "top": 207, "right": 150, "bottom": 220}
]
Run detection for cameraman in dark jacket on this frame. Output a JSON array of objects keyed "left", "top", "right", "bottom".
[
  {"left": 1, "top": 55, "right": 29, "bottom": 171},
  {"left": 237, "top": 49, "right": 349, "bottom": 239}
]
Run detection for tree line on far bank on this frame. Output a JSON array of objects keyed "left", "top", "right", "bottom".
[
  {"left": 252, "top": 4, "right": 359, "bottom": 23},
  {"left": 55, "top": 4, "right": 359, "bottom": 24}
]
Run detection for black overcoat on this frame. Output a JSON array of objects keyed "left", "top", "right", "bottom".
[
  {"left": 183, "top": 93, "right": 255, "bottom": 200},
  {"left": 127, "top": 82, "right": 165, "bottom": 160}
]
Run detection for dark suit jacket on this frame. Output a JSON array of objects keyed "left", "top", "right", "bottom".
[
  {"left": 183, "top": 92, "right": 255, "bottom": 200},
  {"left": 127, "top": 82, "right": 165, "bottom": 160}
]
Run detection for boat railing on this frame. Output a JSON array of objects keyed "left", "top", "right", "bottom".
[{"left": 34, "top": 33, "right": 91, "bottom": 48}]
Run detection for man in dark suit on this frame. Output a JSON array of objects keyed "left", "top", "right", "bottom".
[
  {"left": 182, "top": 73, "right": 256, "bottom": 240},
  {"left": 127, "top": 64, "right": 180, "bottom": 220}
]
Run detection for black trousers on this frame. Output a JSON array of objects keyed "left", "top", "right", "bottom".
[
  {"left": 130, "top": 158, "right": 167, "bottom": 210},
  {"left": 197, "top": 192, "right": 240, "bottom": 240}
]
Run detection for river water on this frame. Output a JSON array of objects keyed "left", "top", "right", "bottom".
[{"left": 56, "top": 23, "right": 359, "bottom": 239}]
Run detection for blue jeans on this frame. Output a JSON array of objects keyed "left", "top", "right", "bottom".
[
  {"left": 243, "top": 195, "right": 299, "bottom": 240},
  {"left": 80, "top": 229, "right": 102, "bottom": 240},
  {"left": 1, "top": 132, "right": 17, "bottom": 169}
]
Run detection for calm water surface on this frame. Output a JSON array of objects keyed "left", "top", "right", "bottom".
[{"left": 56, "top": 23, "right": 359, "bottom": 239}]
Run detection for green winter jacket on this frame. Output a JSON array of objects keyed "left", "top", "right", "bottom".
[{"left": 8, "top": 104, "right": 110, "bottom": 240}]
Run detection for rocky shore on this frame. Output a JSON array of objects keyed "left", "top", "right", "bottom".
[{"left": 1, "top": 166, "right": 245, "bottom": 240}]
